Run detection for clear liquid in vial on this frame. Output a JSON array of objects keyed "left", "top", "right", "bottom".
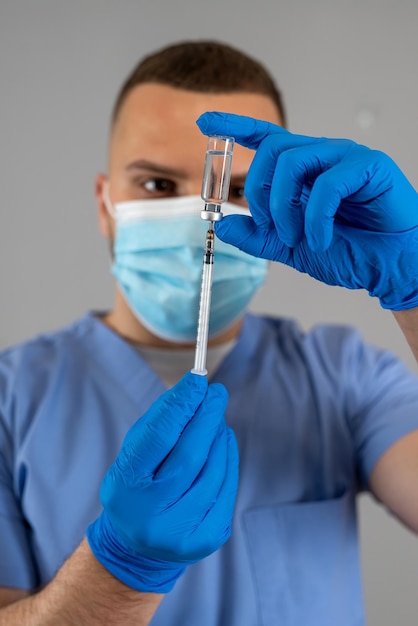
[{"left": 201, "top": 150, "right": 233, "bottom": 204}]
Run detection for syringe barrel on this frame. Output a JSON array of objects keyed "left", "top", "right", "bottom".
[
  {"left": 192, "top": 259, "right": 213, "bottom": 375},
  {"left": 201, "top": 136, "right": 235, "bottom": 219},
  {"left": 193, "top": 136, "right": 235, "bottom": 376}
]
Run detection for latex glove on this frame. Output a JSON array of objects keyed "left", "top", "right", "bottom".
[
  {"left": 87, "top": 371, "right": 239, "bottom": 593},
  {"left": 197, "top": 112, "right": 418, "bottom": 310}
]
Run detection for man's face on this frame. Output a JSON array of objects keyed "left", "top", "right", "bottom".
[{"left": 97, "top": 83, "right": 283, "bottom": 238}]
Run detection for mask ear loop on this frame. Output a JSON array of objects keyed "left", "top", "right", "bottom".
[{"left": 102, "top": 179, "right": 117, "bottom": 219}]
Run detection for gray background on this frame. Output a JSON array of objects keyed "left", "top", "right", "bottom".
[{"left": 0, "top": 0, "right": 417, "bottom": 622}]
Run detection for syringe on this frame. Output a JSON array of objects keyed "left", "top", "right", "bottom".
[{"left": 192, "top": 135, "right": 235, "bottom": 376}]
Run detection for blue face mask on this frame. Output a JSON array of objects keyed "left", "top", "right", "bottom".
[{"left": 107, "top": 195, "right": 268, "bottom": 342}]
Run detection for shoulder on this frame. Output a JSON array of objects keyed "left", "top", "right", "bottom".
[
  {"left": 0, "top": 313, "right": 98, "bottom": 405},
  {"left": 1, "top": 313, "right": 95, "bottom": 362},
  {"left": 249, "top": 312, "right": 369, "bottom": 361},
  {"left": 247, "top": 313, "right": 415, "bottom": 390}
]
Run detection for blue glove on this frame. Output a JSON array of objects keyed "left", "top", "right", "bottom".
[
  {"left": 87, "top": 371, "right": 239, "bottom": 593},
  {"left": 197, "top": 112, "right": 418, "bottom": 310}
]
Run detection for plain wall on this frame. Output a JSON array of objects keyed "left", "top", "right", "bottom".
[{"left": 0, "top": 1, "right": 417, "bottom": 623}]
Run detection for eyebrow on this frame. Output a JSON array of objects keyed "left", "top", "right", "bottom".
[
  {"left": 125, "top": 159, "right": 189, "bottom": 179},
  {"left": 125, "top": 159, "right": 248, "bottom": 183}
]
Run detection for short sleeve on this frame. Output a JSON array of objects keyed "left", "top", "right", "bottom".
[
  {"left": 0, "top": 354, "right": 37, "bottom": 589},
  {"left": 342, "top": 332, "right": 418, "bottom": 488}
]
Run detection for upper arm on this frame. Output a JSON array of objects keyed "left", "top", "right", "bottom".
[
  {"left": 0, "top": 587, "right": 29, "bottom": 609},
  {"left": 338, "top": 329, "right": 418, "bottom": 494},
  {"left": 369, "top": 429, "right": 418, "bottom": 533}
]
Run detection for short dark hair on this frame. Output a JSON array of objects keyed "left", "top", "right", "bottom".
[{"left": 112, "top": 40, "right": 287, "bottom": 127}]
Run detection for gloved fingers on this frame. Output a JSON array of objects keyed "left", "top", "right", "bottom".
[
  {"left": 192, "top": 427, "right": 240, "bottom": 553},
  {"left": 266, "top": 141, "right": 418, "bottom": 252},
  {"left": 172, "top": 426, "right": 239, "bottom": 561},
  {"left": 173, "top": 421, "right": 230, "bottom": 523},
  {"left": 304, "top": 150, "right": 377, "bottom": 251},
  {"left": 155, "top": 383, "right": 229, "bottom": 494},
  {"left": 117, "top": 371, "right": 208, "bottom": 476},
  {"left": 316, "top": 150, "right": 418, "bottom": 233},
  {"left": 196, "top": 111, "right": 288, "bottom": 150},
  {"left": 267, "top": 139, "right": 354, "bottom": 248},
  {"left": 244, "top": 133, "right": 326, "bottom": 230},
  {"left": 215, "top": 215, "right": 291, "bottom": 263}
]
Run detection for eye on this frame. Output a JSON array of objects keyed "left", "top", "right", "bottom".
[
  {"left": 143, "top": 178, "right": 177, "bottom": 195},
  {"left": 228, "top": 185, "right": 247, "bottom": 205}
]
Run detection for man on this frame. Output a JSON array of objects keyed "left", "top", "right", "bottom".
[{"left": 1, "top": 40, "right": 418, "bottom": 625}]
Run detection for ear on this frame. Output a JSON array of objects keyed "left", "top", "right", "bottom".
[{"left": 95, "top": 173, "right": 113, "bottom": 238}]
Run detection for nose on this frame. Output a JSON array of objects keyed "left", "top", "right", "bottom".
[
  {"left": 184, "top": 180, "right": 203, "bottom": 197},
  {"left": 189, "top": 186, "right": 203, "bottom": 197}
]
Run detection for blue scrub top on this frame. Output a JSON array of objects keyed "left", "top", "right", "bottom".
[{"left": 1, "top": 312, "right": 418, "bottom": 625}]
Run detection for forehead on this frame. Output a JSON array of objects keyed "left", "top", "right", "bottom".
[{"left": 110, "top": 83, "right": 281, "bottom": 168}]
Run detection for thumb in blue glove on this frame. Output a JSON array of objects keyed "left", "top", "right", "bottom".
[
  {"left": 197, "top": 112, "right": 418, "bottom": 311},
  {"left": 87, "top": 370, "right": 239, "bottom": 593}
]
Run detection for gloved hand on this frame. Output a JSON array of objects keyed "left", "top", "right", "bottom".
[
  {"left": 197, "top": 112, "right": 418, "bottom": 310},
  {"left": 87, "top": 371, "right": 239, "bottom": 593}
]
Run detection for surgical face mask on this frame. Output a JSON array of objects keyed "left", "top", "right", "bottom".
[{"left": 105, "top": 193, "right": 268, "bottom": 342}]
